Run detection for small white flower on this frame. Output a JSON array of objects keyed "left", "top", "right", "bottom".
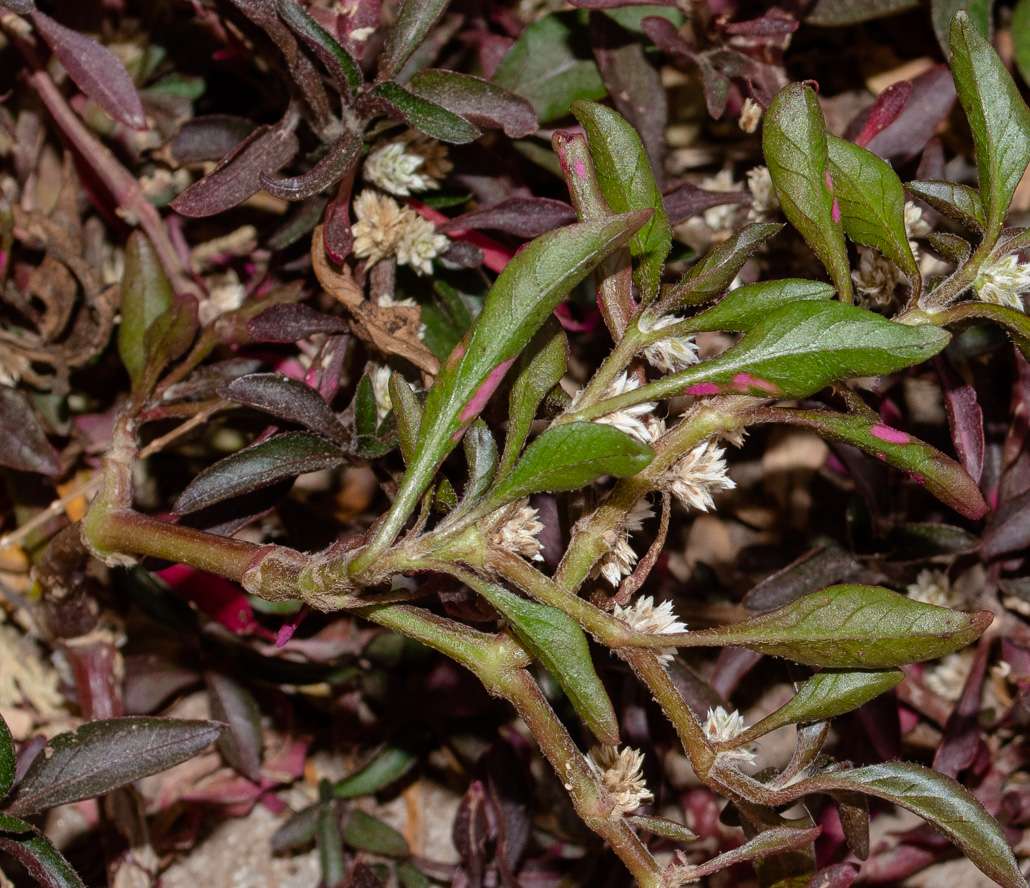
[
  {"left": 587, "top": 746, "right": 654, "bottom": 815},
  {"left": 364, "top": 133, "right": 451, "bottom": 196},
  {"left": 613, "top": 596, "right": 687, "bottom": 662},
  {"left": 488, "top": 499, "right": 545, "bottom": 562},
  {"left": 593, "top": 497, "right": 653, "bottom": 586},
  {"left": 588, "top": 372, "right": 659, "bottom": 445},
  {"left": 0, "top": 619, "right": 64, "bottom": 717},
  {"left": 904, "top": 201, "right": 932, "bottom": 239},
  {"left": 974, "top": 254, "right": 1030, "bottom": 312},
  {"left": 704, "top": 706, "right": 756, "bottom": 765},
  {"left": 700, "top": 169, "right": 744, "bottom": 232},
  {"left": 906, "top": 569, "right": 961, "bottom": 610},
  {"left": 852, "top": 246, "right": 908, "bottom": 308},
  {"left": 924, "top": 651, "right": 973, "bottom": 701},
  {"left": 395, "top": 213, "right": 449, "bottom": 275},
  {"left": 370, "top": 365, "right": 393, "bottom": 423},
  {"left": 376, "top": 291, "right": 418, "bottom": 309},
  {"left": 198, "top": 269, "right": 247, "bottom": 326},
  {"left": 661, "top": 440, "right": 735, "bottom": 513},
  {"left": 639, "top": 314, "right": 700, "bottom": 374},
  {"left": 351, "top": 189, "right": 410, "bottom": 268},
  {"left": 738, "top": 98, "right": 762, "bottom": 134},
  {"left": 746, "top": 165, "right": 779, "bottom": 218}
]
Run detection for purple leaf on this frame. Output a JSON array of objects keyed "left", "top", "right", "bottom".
[
  {"left": 173, "top": 432, "right": 347, "bottom": 514},
  {"left": 936, "top": 354, "right": 984, "bottom": 483},
  {"left": 933, "top": 640, "right": 990, "bottom": 778},
  {"left": 171, "top": 115, "right": 256, "bottom": 165},
  {"left": 246, "top": 303, "right": 350, "bottom": 342},
  {"left": 359, "top": 81, "right": 481, "bottom": 144},
  {"left": 721, "top": 14, "right": 799, "bottom": 37},
  {"left": 171, "top": 114, "right": 299, "bottom": 217},
  {"left": 862, "top": 66, "right": 956, "bottom": 163},
  {"left": 848, "top": 80, "right": 912, "bottom": 147},
  {"left": 7, "top": 718, "right": 224, "bottom": 816},
  {"left": 29, "top": 11, "right": 145, "bottom": 130},
  {"left": 220, "top": 372, "right": 349, "bottom": 446},
  {"left": 438, "top": 197, "right": 576, "bottom": 237},
  {"left": 662, "top": 180, "right": 751, "bottom": 226},
  {"left": 981, "top": 488, "right": 1030, "bottom": 559},
  {"left": 803, "top": 864, "right": 858, "bottom": 888},
  {"left": 259, "top": 130, "right": 361, "bottom": 201},
  {"left": 0, "top": 830, "right": 85, "bottom": 888},
  {"left": 408, "top": 69, "right": 537, "bottom": 138},
  {"left": 0, "top": 386, "right": 61, "bottom": 476},
  {"left": 206, "top": 672, "right": 264, "bottom": 782},
  {"left": 0, "top": 0, "right": 35, "bottom": 12}
]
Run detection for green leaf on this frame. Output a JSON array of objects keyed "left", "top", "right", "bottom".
[
  {"left": 933, "top": 0, "right": 992, "bottom": 55},
  {"left": 475, "top": 579, "right": 620, "bottom": 744},
  {"left": 487, "top": 423, "right": 653, "bottom": 509},
  {"left": 826, "top": 135, "right": 919, "bottom": 289},
  {"left": 1014, "top": 0, "right": 1030, "bottom": 87},
  {"left": 462, "top": 420, "right": 498, "bottom": 503},
  {"left": 333, "top": 727, "right": 432, "bottom": 799},
  {"left": 739, "top": 669, "right": 904, "bottom": 743},
  {"left": 493, "top": 12, "right": 607, "bottom": 123},
  {"left": 408, "top": 69, "right": 537, "bottom": 138},
  {"left": 277, "top": 0, "right": 362, "bottom": 95},
  {"left": 173, "top": 432, "right": 347, "bottom": 515},
  {"left": 763, "top": 83, "right": 853, "bottom": 302},
  {"left": 907, "top": 179, "right": 986, "bottom": 232},
  {"left": 0, "top": 830, "right": 85, "bottom": 888},
  {"left": 342, "top": 809, "right": 410, "bottom": 857},
  {"left": 497, "top": 322, "right": 568, "bottom": 483},
  {"left": 351, "top": 211, "right": 649, "bottom": 572},
  {"left": 765, "top": 408, "right": 987, "bottom": 519},
  {"left": 935, "top": 299, "right": 1030, "bottom": 361},
  {"left": 118, "top": 231, "right": 174, "bottom": 391},
  {"left": 572, "top": 100, "right": 670, "bottom": 305},
  {"left": 683, "top": 279, "right": 835, "bottom": 334},
  {"left": 949, "top": 10, "right": 1030, "bottom": 241},
  {"left": 389, "top": 373, "right": 423, "bottom": 466},
  {"left": 377, "top": 0, "right": 451, "bottom": 80},
  {"left": 354, "top": 374, "right": 379, "bottom": 438},
  {"left": 0, "top": 712, "right": 14, "bottom": 799},
  {"left": 789, "top": 762, "right": 1028, "bottom": 888},
  {"left": 929, "top": 231, "right": 973, "bottom": 264},
  {"left": 0, "top": 812, "right": 34, "bottom": 834},
  {"left": 396, "top": 859, "right": 431, "bottom": 888},
  {"left": 628, "top": 815, "right": 698, "bottom": 843},
  {"left": 667, "top": 223, "right": 783, "bottom": 308},
  {"left": 8, "top": 718, "right": 224, "bottom": 816},
  {"left": 364, "top": 82, "right": 481, "bottom": 144},
  {"left": 695, "top": 584, "right": 991, "bottom": 668},
  {"left": 639, "top": 301, "right": 949, "bottom": 402}
]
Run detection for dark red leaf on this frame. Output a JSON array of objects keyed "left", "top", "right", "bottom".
[
  {"left": 803, "top": 864, "right": 858, "bottom": 888},
  {"left": 437, "top": 197, "right": 576, "bottom": 237},
  {"left": 721, "top": 15, "right": 799, "bottom": 37},
  {"left": 220, "top": 372, "right": 349, "bottom": 446},
  {"left": 171, "top": 116, "right": 256, "bottom": 164},
  {"left": 569, "top": 0, "right": 675, "bottom": 7},
  {"left": 0, "top": 0, "right": 35, "bottom": 12},
  {"left": 30, "top": 11, "right": 146, "bottom": 130},
  {"left": 246, "top": 303, "right": 350, "bottom": 342},
  {"left": 862, "top": 66, "right": 956, "bottom": 163},
  {"left": 8, "top": 718, "right": 224, "bottom": 816},
  {"left": 981, "top": 488, "right": 1030, "bottom": 559},
  {"left": 260, "top": 130, "right": 361, "bottom": 201},
  {"left": 933, "top": 639, "right": 990, "bottom": 778},
  {"left": 850, "top": 80, "right": 912, "bottom": 147},
  {"left": 407, "top": 69, "right": 537, "bottom": 138},
  {"left": 0, "top": 831, "right": 84, "bottom": 888},
  {"left": 171, "top": 114, "right": 299, "bottom": 217},
  {"left": 936, "top": 354, "right": 984, "bottom": 483},
  {"left": 206, "top": 672, "right": 264, "bottom": 782},
  {"left": 662, "top": 181, "right": 751, "bottom": 226},
  {"left": 0, "top": 386, "right": 61, "bottom": 476}
]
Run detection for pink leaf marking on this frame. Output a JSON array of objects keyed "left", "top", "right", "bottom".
[
  {"left": 732, "top": 372, "right": 780, "bottom": 394},
  {"left": 460, "top": 357, "right": 517, "bottom": 423},
  {"left": 574, "top": 159, "right": 586, "bottom": 178},
  {"left": 685, "top": 382, "right": 720, "bottom": 396},
  {"left": 870, "top": 423, "right": 910, "bottom": 445},
  {"left": 824, "top": 169, "right": 841, "bottom": 222}
]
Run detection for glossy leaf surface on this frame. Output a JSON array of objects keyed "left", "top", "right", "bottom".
[
  {"left": 0, "top": 386, "right": 61, "bottom": 476},
  {"left": 221, "top": 373, "right": 349, "bottom": 446},
  {"left": 667, "top": 223, "right": 782, "bottom": 307},
  {"left": 363, "top": 82, "right": 480, "bottom": 144},
  {"left": 907, "top": 179, "right": 986, "bottom": 232},
  {"left": 408, "top": 69, "right": 537, "bottom": 138},
  {"left": 0, "top": 831, "right": 85, "bottom": 888},
  {"left": 683, "top": 279, "right": 835, "bottom": 333}
]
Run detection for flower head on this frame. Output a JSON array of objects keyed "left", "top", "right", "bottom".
[
  {"left": 198, "top": 269, "right": 246, "bottom": 326},
  {"left": 613, "top": 596, "right": 687, "bottom": 662},
  {"left": 852, "top": 246, "right": 908, "bottom": 308},
  {"left": 904, "top": 200, "right": 932, "bottom": 239},
  {"left": 395, "top": 213, "right": 449, "bottom": 275},
  {"left": 586, "top": 372, "right": 659, "bottom": 445},
  {"left": 639, "top": 314, "right": 700, "bottom": 374},
  {"left": 661, "top": 440, "right": 734, "bottom": 513},
  {"left": 924, "top": 651, "right": 973, "bottom": 701},
  {"left": 370, "top": 365, "right": 394, "bottom": 423},
  {"left": 906, "top": 569, "right": 960, "bottom": 609},
  {"left": 704, "top": 706, "right": 756, "bottom": 766},
  {"left": 351, "top": 189, "right": 410, "bottom": 268},
  {"left": 700, "top": 169, "right": 744, "bottom": 232},
  {"left": 593, "top": 497, "right": 653, "bottom": 586},
  {"left": 746, "top": 165, "right": 779, "bottom": 218},
  {"left": 364, "top": 132, "right": 451, "bottom": 196},
  {"left": 587, "top": 745, "right": 654, "bottom": 815},
  {"left": 488, "top": 500, "right": 545, "bottom": 562},
  {"left": 974, "top": 254, "right": 1030, "bottom": 312},
  {"left": 738, "top": 98, "right": 762, "bottom": 134}
]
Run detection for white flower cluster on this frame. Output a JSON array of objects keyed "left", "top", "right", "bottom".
[
  {"left": 370, "top": 365, "right": 394, "bottom": 423},
  {"left": 974, "top": 254, "right": 1030, "bottom": 312},
  {"left": 906, "top": 568, "right": 962, "bottom": 610},
  {"left": 488, "top": 500, "right": 545, "bottom": 563},
  {"left": 580, "top": 372, "right": 662, "bottom": 446},
  {"left": 613, "top": 596, "right": 687, "bottom": 662},
  {"left": 363, "top": 132, "right": 451, "bottom": 196},
  {"left": 746, "top": 165, "right": 779, "bottom": 218},
  {"left": 587, "top": 745, "right": 654, "bottom": 815},
  {"left": 351, "top": 189, "right": 449, "bottom": 274},
  {"left": 852, "top": 246, "right": 907, "bottom": 308},
  {"left": 638, "top": 313, "right": 700, "bottom": 374},
  {"left": 703, "top": 705, "right": 756, "bottom": 766},
  {"left": 595, "top": 497, "right": 653, "bottom": 586},
  {"left": 661, "top": 440, "right": 735, "bottom": 513}
]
